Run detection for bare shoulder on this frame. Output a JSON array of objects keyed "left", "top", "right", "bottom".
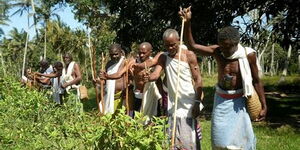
[
  {"left": 186, "top": 50, "right": 197, "bottom": 62},
  {"left": 73, "top": 63, "right": 81, "bottom": 72},
  {"left": 247, "top": 52, "right": 257, "bottom": 64},
  {"left": 74, "top": 62, "right": 80, "bottom": 68}
]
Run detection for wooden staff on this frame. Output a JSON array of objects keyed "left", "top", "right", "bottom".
[
  {"left": 125, "top": 59, "right": 130, "bottom": 115},
  {"left": 89, "top": 44, "right": 101, "bottom": 114},
  {"left": 100, "top": 52, "right": 105, "bottom": 114},
  {"left": 171, "top": 14, "right": 185, "bottom": 149},
  {"left": 140, "top": 62, "right": 149, "bottom": 113}
]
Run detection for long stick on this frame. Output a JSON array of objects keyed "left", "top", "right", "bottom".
[
  {"left": 125, "top": 59, "right": 130, "bottom": 115},
  {"left": 88, "top": 37, "right": 101, "bottom": 114},
  {"left": 100, "top": 52, "right": 105, "bottom": 114},
  {"left": 171, "top": 17, "right": 185, "bottom": 149}
]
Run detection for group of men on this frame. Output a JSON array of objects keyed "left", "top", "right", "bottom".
[
  {"left": 20, "top": 7, "right": 267, "bottom": 150},
  {"left": 22, "top": 53, "right": 82, "bottom": 106},
  {"left": 95, "top": 7, "right": 267, "bottom": 150}
]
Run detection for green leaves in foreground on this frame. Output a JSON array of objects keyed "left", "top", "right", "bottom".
[{"left": 0, "top": 77, "right": 168, "bottom": 149}]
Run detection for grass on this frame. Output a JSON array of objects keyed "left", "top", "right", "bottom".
[{"left": 200, "top": 120, "right": 300, "bottom": 150}]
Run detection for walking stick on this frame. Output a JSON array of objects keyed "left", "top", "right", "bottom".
[
  {"left": 125, "top": 59, "right": 130, "bottom": 115},
  {"left": 100, "top": 52, "right": 105, "bottom": 114},
  {"left": 89, "top": 43, "right": 101, "bottom": 114},
  {"left": 170, "top": 15, "right": 185, "bottom": 149}
]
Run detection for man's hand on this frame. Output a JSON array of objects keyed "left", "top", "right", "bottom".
[
  {"left": 99, "top": 70, "right": 107, "bottom": 80},
  {"left": 33, "top": 72, "right": 41, "bottom": 76},
  {"left": 143, "top": 72, "right": 150, "bottom": 83},
  {"left": 192, "top": 103, "right": 201, "bottom": 119},
  {"left": 61, "top": 83, "right": 68, "bottom": 89},
  {"left": 133, "top": 63, "right": 144, "bottom": 70},
  {"left": 255, "top": 107, "right": 267, "bottom": 122},
  {"left": 92, "top": 77, "right": 101, "bottom": 85},
  {"left": 178, "top": 6, "right": 192, "bottom": 22}
]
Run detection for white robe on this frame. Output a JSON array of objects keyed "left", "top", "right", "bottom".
[
  {"left": 102, "top": 56, "right": 124, "bottom": 114},
  {"left": 165, "top": 53, "right": 199, "bottom": 118}
]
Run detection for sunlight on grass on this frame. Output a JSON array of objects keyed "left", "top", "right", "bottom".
[{"left": 199, "top": 120, "right": 300, "bottom": 150}]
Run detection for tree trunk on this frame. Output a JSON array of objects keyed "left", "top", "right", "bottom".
[
  {"left": 0, "top": 49, "right": 6, "bottom": 76},
  {"left": 275, "top": 61, "right": 279, "bottom": 75},
  {"left": 208, "top": 59, "right": 211, "bottom": 76},
  {"left": 258, "top": 32, "right": 272, "bottom": 64},
  {"left": 44, "top": 20, "right": 47, "bottom": 59},
  {"left": 298, "top": 49, "right": 300, "bottom": 73},
  {"left": 84, "top": 45, "right": 88, "bottom": 82},
  {"left": 30, "top": 0, "right": 38, "bottom": 38},
  {"left": 22, "top": 15, "right": 30, "bottom": 77},
  {"left": 261, "top": 53, "right": 265, "bottom": 74},
  {"left": 282, "top": 44, "right": 292, "bottom": 76},
  {"left": 270, "top": 43, "right": 275, "bottom": 76}
]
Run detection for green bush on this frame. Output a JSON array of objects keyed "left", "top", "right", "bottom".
[{"left": 0, "top": 77, "right": 167, "bottom": 149}]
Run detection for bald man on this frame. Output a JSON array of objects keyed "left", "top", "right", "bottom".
[{"left": 144, "top": 29, "right": 203, "bottom": 150}]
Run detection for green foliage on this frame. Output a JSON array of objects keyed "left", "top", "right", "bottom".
[
  {"left": 101, "top": 0, "right": 299, "bottom": 51},
  {"left": 0, "top": 77, "right": 167, "bottom": 149}
]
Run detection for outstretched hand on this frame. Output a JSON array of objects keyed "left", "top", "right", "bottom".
[
  {"left": 99, "top": 70, "right": 107, "bottom": 80},
  {"left": 178, "top": 6, "right": 192, "bottom": 22}
]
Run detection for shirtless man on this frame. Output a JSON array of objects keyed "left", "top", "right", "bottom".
[
  {"left": 144, "top": 29, "right": 203, "bottom": 150},
  {"left": 35, "top": 61, "right": 64, "bottom": 104},
  {"left": 36, "top": 59, "right": 53, "bottom": 87},
  {"left": 101, "top": 42, "right": 162, "bottom": 113},
  {"left": 98, "top": 44, "right": 126, "bottom": 114},
  {"left": 61, "top": 53, "right": 82, "bottom": 90},
  {"left": 180, "top": 7, "right": 267, "bottom": 150}
]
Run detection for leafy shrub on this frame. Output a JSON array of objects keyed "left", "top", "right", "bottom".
[{"left": 0, "top": 77, "right": 167, "bottom": 149}]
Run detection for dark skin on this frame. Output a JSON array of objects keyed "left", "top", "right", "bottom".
[
  {"left": 62, "top": 54, "right": 82, "bottom": 88},
  {"left": 35, "top": 65, "right": 63, "bottom": 79},
  {"left": 101, "top": 43, "right": 157, "bottom": 92},
  {"left": 99, "top": 47, "right": 126, "bottom": 94},
  {"left": 144, "top": 34, "right": 203, "bottom": 118},
  {"left": 179, "top": 6, "right": 267, "bottom": 121}
]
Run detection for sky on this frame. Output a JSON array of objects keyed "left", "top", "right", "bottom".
[{"left": 1, "top": 4, "right": 85, "bottom": 39}]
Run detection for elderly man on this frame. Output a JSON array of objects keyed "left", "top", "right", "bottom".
[
  {"left": 144, "top": 29, "right": 203, "bottom": 150},
  {"left": 180, "top": 7, "right": 267, "bottom": 150},
  {"left": 98, "top": 44, "right": 126, "bottom": 114}
]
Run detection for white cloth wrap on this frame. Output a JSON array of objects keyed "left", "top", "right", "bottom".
[
  {"left": 226, "top": 44, "right": 256, "bottom": 97},
  {"left": 165, "top": 53, "right": 199, "bottom": 118},
  {"left": 102, "top": 56, "right": 124, "bottom": 114},
  {"left": 140, "top": 81, "right": 162, "bottom": 118},
  {"left": 62, "top": 61, "right": 79, "bottom": 92}
]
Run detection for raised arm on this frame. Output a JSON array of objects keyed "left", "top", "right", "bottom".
[
  {"left": 134, "top": 52, "right": 164, "bottom": 70},
  {"left": 35, "top": 72, "right": 60, "bottom": 78},
  {"left": 179, "top": 7, "right": 217, "bottom": 56},
  {"left": 248, "top": 52, "right": 267, "bottom": 121}
]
